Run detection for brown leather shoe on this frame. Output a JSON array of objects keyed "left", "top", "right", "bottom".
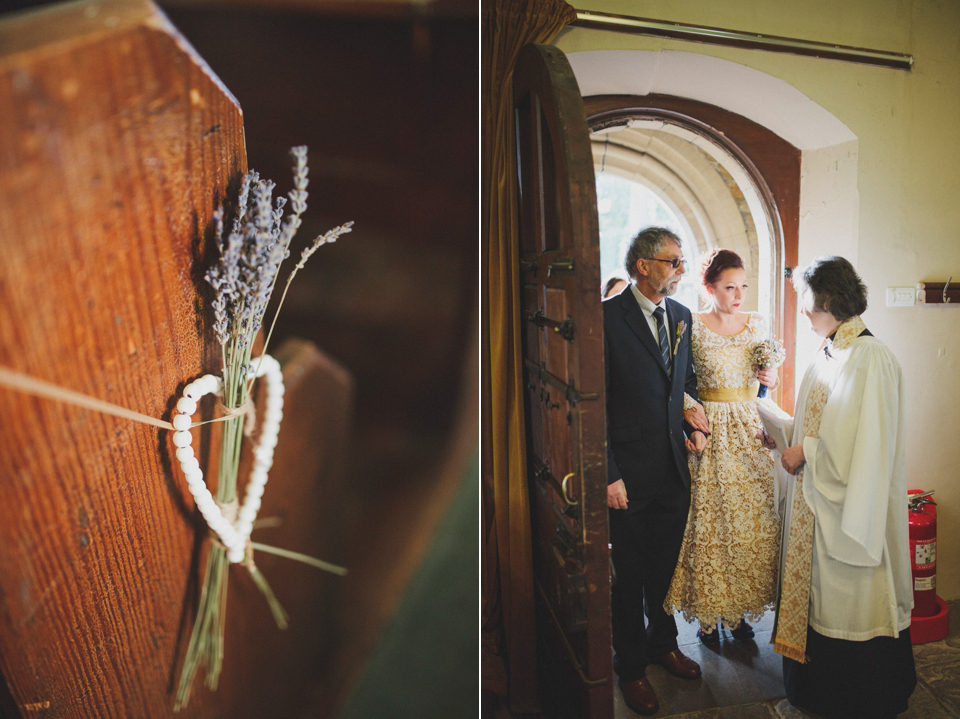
[
  {"left": 652, "top": 648, "right": 702, "bottom": 679},
  {"left": 619, "top": 677, "right": 659, "bottom": 716}
]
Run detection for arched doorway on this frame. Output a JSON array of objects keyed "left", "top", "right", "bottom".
[
  {"left": 568, "top": 49, "right": 861, "bottom": 409},
  {"left": 584, "top": 94, "right": 800, "bottom": 410},
  {"left": 592, "top": 119, "right": 774, "bottom": 321}
]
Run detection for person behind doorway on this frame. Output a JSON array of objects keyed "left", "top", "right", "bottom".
[
  {"left": 770, "top": 255, "right": 916, "bottom": 719},
  {"left": 603, "top": 226, "right": 709, "bottom": 716},
  {"left": 663, "top": 248, "right": 782, "bottom": 644},
  {"left": 602, "top": 274, "right": 629, "bottom": 299}
]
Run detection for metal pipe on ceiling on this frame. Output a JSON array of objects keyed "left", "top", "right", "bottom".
[{"left": 570, "top": 10, "right": 914, "bottom": 71}]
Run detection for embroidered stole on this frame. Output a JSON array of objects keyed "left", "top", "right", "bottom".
[{"left": 773, "top": 316, "right": 867, "bottom": 662}]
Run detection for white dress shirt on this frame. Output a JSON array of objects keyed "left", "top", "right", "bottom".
[{"left": 629, "top": 282, "right": 666, "bottom": 344}]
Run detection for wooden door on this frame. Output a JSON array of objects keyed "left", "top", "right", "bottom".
[{"left": 513, "top": 43, "right": 611, "bottom": 719}]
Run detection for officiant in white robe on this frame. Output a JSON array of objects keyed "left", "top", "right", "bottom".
[{"left": 770, "top": 256, "right": 916, "bottom": 719}]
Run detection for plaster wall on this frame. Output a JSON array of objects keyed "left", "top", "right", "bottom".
[{"left": 556, "top": 0, "right": 960, "bottom": 599}]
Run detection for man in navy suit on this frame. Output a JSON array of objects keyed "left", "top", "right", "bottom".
[{"left": 604, "top": 226, "right": 708, "bottom": 716}]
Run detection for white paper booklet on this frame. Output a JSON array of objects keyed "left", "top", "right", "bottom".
[{"left": 756, "top": 402, "right": 793, "bottom": 452}]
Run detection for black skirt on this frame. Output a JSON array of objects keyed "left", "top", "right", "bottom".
[{"left": 783, "top": 625, "right": 917, "bottom": 719}]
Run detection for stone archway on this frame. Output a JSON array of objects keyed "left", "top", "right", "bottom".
[
  {"left": 569, "top": 49, "right": 860, "bottom": 386},
  {"left": 592, "top": 124, "right": 768, "bottom": 314}
]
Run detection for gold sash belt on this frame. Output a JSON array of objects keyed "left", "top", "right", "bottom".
[{"left": 698, "top": 387, "right": 757, "bottom": 402}]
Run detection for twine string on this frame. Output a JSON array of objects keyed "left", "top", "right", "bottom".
[
  {"left": 209, "top": 396, "right": 256, "bottom": 436},
  {"left": 0, "top": 365, "right": 250, "bottom": 431},
  {"left": 0, "top": 366, "right": 175, "bottom": 430},
  {"left": 217, "top": 498, "right": 240, "bottom": 525}
]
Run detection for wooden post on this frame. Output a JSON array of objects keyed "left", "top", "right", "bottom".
[{"left": 0, "top": 2, "right": 352, "bottom": 717}]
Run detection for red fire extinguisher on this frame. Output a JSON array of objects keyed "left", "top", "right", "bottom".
[{"left": 908, "top": 490, "right": 937, "bottom": 618}]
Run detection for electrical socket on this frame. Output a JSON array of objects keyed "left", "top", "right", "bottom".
[{"left": 886, "top": 287, "right": 916, "bottom": 307}]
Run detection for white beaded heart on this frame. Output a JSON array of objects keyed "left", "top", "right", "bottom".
[{"left": 173, "top": 355, "right": 284, "bottom": 563}]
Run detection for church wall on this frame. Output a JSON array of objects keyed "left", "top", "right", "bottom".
[{"left": 555, "top": 0, "right": 960, "bottom": 600}]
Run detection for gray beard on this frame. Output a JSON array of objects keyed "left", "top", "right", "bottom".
[{"left": 656, "top": 278, "right": 680, "bottom": 297}]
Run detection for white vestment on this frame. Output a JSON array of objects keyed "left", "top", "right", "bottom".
[{"left": 783, "top": 332, "right": 912, "bottom": 640}]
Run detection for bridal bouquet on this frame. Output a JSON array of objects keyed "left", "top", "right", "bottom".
[{"left": 752, "top": 338, "right": 785, "bottom": 398}]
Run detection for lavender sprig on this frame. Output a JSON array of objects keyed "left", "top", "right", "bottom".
[
  {"left": 257, "top": 221, "right": 354, "bottom": 366},
  {"left": 295, "top": 222, "right": 354, "bottom": 271},
  {"left": 178, "top": 147, "right": 352, "bottom": 711}
]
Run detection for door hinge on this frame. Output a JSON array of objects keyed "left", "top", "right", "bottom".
[
  {"left": 524, "top": 311, "right": 575, "bottom": 342},
  {"left": 523, "top": 358, "right": 598, "bottom": 405}
]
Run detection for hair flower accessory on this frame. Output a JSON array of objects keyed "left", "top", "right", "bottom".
[{"left": 752, "top": 338, "right": 786, "bottom": 398}]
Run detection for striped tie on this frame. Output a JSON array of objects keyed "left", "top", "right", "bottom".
[{"left": 653, "top": 306, "right": 671, "bottom": 373}]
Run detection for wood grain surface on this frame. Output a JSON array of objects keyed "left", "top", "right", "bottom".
[{"left": 0, "top": 2, "right": 352, "bottom": 717}]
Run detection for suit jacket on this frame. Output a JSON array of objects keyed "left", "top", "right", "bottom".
[{"left": 604, "top": 290, "right": 699, "bottom": 509}]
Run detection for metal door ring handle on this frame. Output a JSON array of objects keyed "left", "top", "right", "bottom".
[{"left": 561, "top": 472, "right": 579, "bottom": 506}]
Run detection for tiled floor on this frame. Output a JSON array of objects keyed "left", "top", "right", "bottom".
[
  {"left": 624, "top": 611, "right": 783, "bottom": 718},
  {"left": 488, "top": 602, "right": 960, "bottom": 718},
  {"left": 623, "top": 603, "right": 960, "bottom": 718}
]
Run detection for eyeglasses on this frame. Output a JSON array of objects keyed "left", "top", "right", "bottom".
[{"left": 642, "top": 257, "right": 687, "bottom": 269}]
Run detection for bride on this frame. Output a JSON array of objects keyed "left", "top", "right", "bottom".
[{"left": 664, "top": 248, "right": 782, "bottom": 643}]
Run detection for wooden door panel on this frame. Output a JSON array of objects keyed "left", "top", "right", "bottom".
[
  {"left": 516, "top": 93, "right": 539, "bottom": 256},
  {"left": 537, "top": 108, "right": 562, "bottom": 253},
  {"left": 543, "top": 287, "right": 570, "bottom": 380},
  {"left": 545, "top": 402, "right": 571, "bottom": 487},
  {"left": 514, "top": 43, "right": 612, "bottom": 719}
]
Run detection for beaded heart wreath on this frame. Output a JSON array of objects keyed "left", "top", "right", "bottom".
[{"left": 171, "top": 355, "right": 283, "bottom": 564}]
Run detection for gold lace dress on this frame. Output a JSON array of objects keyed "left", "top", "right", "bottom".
[{"left": 664, "top": 312, "right": 781, "bottom": 631}]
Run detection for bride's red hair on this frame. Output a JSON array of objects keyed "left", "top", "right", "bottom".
[{"left": 700, "top": 248, "right": 744, "bottom": 289}]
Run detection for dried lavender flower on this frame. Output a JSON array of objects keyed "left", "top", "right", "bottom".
[
  {"left": 179, "top": 146, "right": 353, "bottom": 711},
  {"left": 295, "top": 222, "right": 354, "bottom": 271},
  {"left": 203, "top": 145, "right": 350, "bottom": 374}
]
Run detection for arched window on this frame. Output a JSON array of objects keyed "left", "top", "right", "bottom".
[{"left": 594, "top": 121, "right": 773, "bottom": 319}]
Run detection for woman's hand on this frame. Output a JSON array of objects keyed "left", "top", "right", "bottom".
[
  {"left": 683, "top": 403, "right": 710, "bottom": 434},
  {"left": 781, "top": 444, "right": 805, "bottom": 474},
  {"left": 757, "top": 366, "right": 779, "bottom": 388},
  {"left": 685, "top": 430, "right": 707, "bottom": 455},
  {"left": 756, "top": 430, "right": 777, "bottom": 450}
]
